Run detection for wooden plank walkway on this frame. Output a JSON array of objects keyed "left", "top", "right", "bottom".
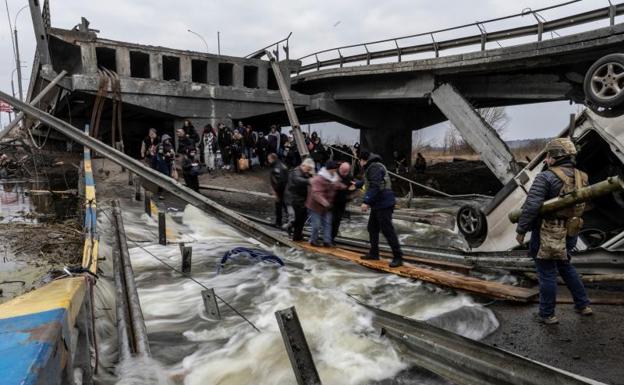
[{"left": 299, "top": 242, "right": 539, "bottom": 302}]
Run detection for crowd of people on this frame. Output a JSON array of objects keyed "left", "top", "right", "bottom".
[
  {"left": 271, "top": 148, "right": 404, "bottom": 268},
  {"left": 139, "top": 120, "right": 356, "bottom": 192},
  {"left": 139, "top": 119, "right": 409, "bottom": 268}
]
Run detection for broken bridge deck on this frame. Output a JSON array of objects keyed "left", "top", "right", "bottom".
[{"left": 299, "top": 242, "right": 539, "bottom": 302}]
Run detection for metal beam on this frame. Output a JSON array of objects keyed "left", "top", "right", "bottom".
[
  {"left": 0, "top": 90, "right": 298, "bottom": 250},
  {"left": 0, "top": 70, "right": 67, "bottom": 141},
  {"left": 357, "top": 299, "right": 603, "bottom": 385},
  {"left": 431, "top": 83, "right": 520, "bottom": 184},
  {"left": 28, "top": 0, "right": 51, "bottom": 65},
  {"left": 112, "top": 200, "right": 151, "bottom": 357},
  {"left": 275, "top": 307, "right": 322, "bottom": 385},
  {"left": 201, "top": 289, "right": 221, "bottom": 320},
  {"left": 266, "top": 51, "right": 309, "bottom": 158},
  {"left": 111, "top": 215, "right": 134, "bottom": 362}
]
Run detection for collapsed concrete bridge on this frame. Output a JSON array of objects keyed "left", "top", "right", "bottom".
[
  {"left": 21, "top": 1, "right": 310, "bottom": 157},
  {"left": 16, "top": 1, "right": 624, "bottom": 181}
]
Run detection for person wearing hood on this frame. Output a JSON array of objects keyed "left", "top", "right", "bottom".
[
  {"left": 357, "top": 151, "right": 403, "bottom": 267},
  {"left": 268, "top": 153, "right": 289, "bottom": 227},
  {"left": 285, "top": 157, "right": 315, "bottom": 241},
  {"left": 332, "top": 162, "right": 355, "bottom": 240},
  {"left": 306, "top": 160, "right": 341, "bottom": 247},
  {"left": 156, "top": 134, "right": 176, "bottom": 178}
]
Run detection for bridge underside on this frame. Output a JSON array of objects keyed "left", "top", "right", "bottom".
[
  {"left": 32, "top": 71, "right": 311, "bottom": 158},
  {"left": 247, "top": 23, "right": 624, "bottom": 168}
]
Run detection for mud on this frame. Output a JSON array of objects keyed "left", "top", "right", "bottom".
[
  {"left": 397, "top": 160, "right": 503, "bottom": 196},
  {"left": 0, "top": 220, "right": 82, "bottom": 303},
  {"left": 486, "top": 302, "right": 624, "bottom": 385},
  {"left": 0, "top": 149, "right": 83, "bottom": 303}
]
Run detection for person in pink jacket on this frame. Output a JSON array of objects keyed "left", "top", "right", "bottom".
[{"left": 305, "top": 161, "right": 340, "bottom": 246}]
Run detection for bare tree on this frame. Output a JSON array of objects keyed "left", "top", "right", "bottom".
[
  {"left": 479, "top": 107, "right": 510, "bottom": 137},
  {"left": 444, "top": 107, "right": 509, "bottom": 154}
]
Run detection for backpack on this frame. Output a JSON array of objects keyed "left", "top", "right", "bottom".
[{"left": 549, "top": 166, "right": 588, "bottom": 236}]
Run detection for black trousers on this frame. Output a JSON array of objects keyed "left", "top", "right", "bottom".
[
  {"left": 331, "top": 203, "right": 346, "bottom": 240},
  {"left": 368, "top": 207, "right": 402, "bottom": 259},
  {"left": 292, "top": 204, "right": 307, "bottom": 241},
  {"left": 275, "top": 191, "right": 287, "bottom": 226},
  {"left": 184, "top": 174, "right": 199, "bottom": 192}
]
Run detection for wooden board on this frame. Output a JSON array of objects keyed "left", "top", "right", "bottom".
[
  {"left": 299, "top": 242, "right": 539, "bottom": 302},
  {"left": 337, "top": 244, "right": 473, "bottom": 275}
]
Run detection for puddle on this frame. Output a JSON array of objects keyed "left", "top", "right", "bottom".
[
  {"left": 0, "top": 179, "right": 79, "bottom": 223},
  {"left": 0, "top": 177, "right": 82, "bottom": 303}
]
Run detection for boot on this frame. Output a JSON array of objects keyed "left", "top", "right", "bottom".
[
  {"left": 389, "top": 257, "right": 403, "bottom": 268},
  {"left": 576, "top": 306, "right": 593, "bottom": 316},
  {"left": 360, "top": 254, "right": 380, "bottom": 261},
  {"left": 538, "top": 314, "right": 559, "bottom": 325}
]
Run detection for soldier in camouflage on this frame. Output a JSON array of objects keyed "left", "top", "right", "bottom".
[{"left": 516, "top": 138, "right": 593, "bottom": 324}]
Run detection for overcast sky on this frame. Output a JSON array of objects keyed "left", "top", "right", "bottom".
[{"left": 0, "top": 0, "right": 613, "bottom": 143}]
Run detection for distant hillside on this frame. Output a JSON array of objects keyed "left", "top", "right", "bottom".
[{"left": 505, "top": 137, "right": 553, "bottom": 149}]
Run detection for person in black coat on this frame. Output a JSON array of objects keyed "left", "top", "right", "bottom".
[
  {"left": 357, "top": 151, "right": 403, "bottom": 268},
  {"left": 182, "top": 147, "right": 201, "bottom": 192},
  {"left": 176, "top": 128, "right": 196, "bottom": 155},
  {"left": 285, "top": 157, "right": 315, "bottom": 241},
  {"left": 256, "top": 132, "right": 269, "bottom": 167},
  {"left": 217, "top": 123, "right": 233, "bottom": 169},
  {"left": 182, "top": 119, "right": 200, "bottom": 144},
  {"left": 268, "top": 153, "right": 289, "bottom": 227}
]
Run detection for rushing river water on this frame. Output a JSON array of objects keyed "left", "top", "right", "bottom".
[{"left": 92, "top": 196, "right": 499, "bottom": 385}]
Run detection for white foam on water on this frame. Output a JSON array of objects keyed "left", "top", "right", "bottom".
[{"left": 93, "top": 199, "right": 500, "bottom": 385}]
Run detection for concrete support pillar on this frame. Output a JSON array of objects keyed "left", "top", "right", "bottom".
[
  {"left": 233, "top": 63, "right": 244, "bottom": 88},
  {"left": 360, "top": 126, "right": 412, "bottom": 170},
  {"left": 180, "top": 56, "right": 192, "bottom": 82},
  {"left": 150, "top": 53, "right": 162, "bottom": 81},
  {"left": 207, "top": 62, "right": 218, "bottom": 85},
  {"left": 431, "top": 83, "right": 520, "bottom": 184},
  {"left": 116, "top": 47, "right": 131, "bottom": 77},
  {"left": 258, "top": 64, "right": 268, "bottom": 89},
  {"left": 80, "top": 43, "right": 98, "bottom": 74}
]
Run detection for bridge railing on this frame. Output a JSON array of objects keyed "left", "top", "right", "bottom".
[
  {"left": 246, "top": 32, "right": 292, "bottom": 61},
  {"left": 296, "top": 1, "right": 624, "bottom": 74}
]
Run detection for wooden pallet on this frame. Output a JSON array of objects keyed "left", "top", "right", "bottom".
[{"left": 299, "top": 242, "right": 539, "bottom": 302}]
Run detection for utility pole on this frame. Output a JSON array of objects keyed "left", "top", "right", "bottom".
[
  {"left": 187, "top": 29, "right": 209, "bottom": 53},
  {"left": 9, "top": 79, "right": 15, "bottom": 121},
  {"left": 13, "top": 4, "right": 29, "bottom": 101},
  {"left": 217, "top": 31, "right": 221, "bottom": 55},
  {"left": 14, "top": 28, "right": 23, "bottom": 101}
]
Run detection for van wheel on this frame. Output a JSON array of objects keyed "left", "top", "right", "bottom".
[
  {"left": 457, "top": 205, "right": 487, "bottom": 244},
  {"left": 584, "top": 54, "right": 624, "bottom": 110}
]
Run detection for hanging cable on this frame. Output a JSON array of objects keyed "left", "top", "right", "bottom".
[
  {"left": 327, "top": 144, "right": 492, "bottom": 199},
  {"left": 100, "top": 209, "right": 261, "bottom": 333}
]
